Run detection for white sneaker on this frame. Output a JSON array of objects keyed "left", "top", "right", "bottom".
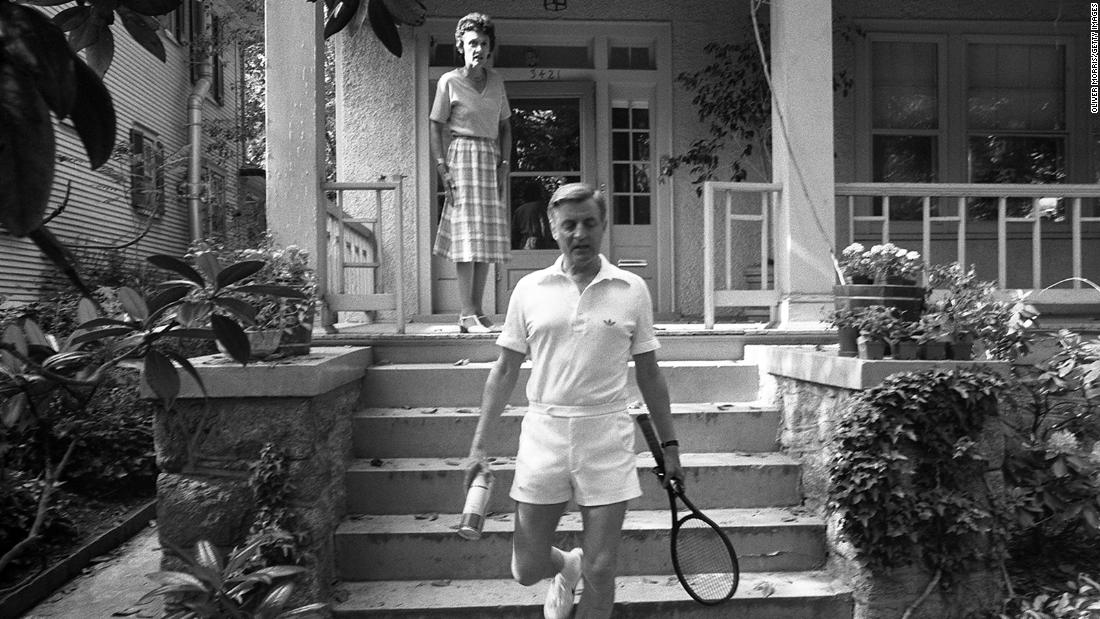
[{"left": 543, "top": 547, "right": 583, "bottom": 619}]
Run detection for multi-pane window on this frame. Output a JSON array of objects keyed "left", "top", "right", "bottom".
[
  {"left": 611, "top": 102, "right": 651, "bottom": 225},
  {"left": 129, "top": 128, "right": 165, "bottom": 217},
  {"left": 200, "top": 165, "right": 228, "bottom": 238},
  {"left": 870, "top": 40, "right": 939, "bottom": 219},
  {"left": 967, "top": 42, "right": 1066, "bottom": 218},
  {"left": 868, "top": 36, "right": 1070, "bottom": 220}
]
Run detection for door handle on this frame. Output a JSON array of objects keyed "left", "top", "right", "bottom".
[{"left": 616, "top": 259, "right": 648, "bottom": 268}]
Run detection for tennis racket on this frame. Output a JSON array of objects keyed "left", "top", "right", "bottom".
[{"left": 636, "top": 413, "right": 739, "bottom": 605}]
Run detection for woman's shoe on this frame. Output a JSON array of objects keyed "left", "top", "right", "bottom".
[
  {"left": 458, "top": 314, "right": 490, "bottom": 334},
  {"left": 476, "top": 315, "right": 495, "bottom": 330}
]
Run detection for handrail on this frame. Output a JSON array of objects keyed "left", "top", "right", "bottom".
[
  {"left": 837, "top": 182, "right": 1100, "bottom": 198},
  {"left": 320, "top": 175, "right": 406, "bottom": 333},
  {"left": 702, "top": 181, "right": 783, "bottom": 329}
]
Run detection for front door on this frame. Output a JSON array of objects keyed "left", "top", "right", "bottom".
[{"left": 495, "top": 81, "right": 596, "bottom": 312}]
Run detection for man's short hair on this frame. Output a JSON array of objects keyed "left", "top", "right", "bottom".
[
  {"left": 548, "top": 183, "right": 607, "bottom": 221},
  {"left": 455, "top": 13, "right": 496, "bottom": 52}
]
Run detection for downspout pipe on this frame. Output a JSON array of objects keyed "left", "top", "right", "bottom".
[{"left": 188, "top": 55, "right": 213, "bottom": 241}]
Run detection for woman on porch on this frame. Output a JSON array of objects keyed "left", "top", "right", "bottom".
[{"left": 430, "top": 12, "right": 512, "bottom": 334}]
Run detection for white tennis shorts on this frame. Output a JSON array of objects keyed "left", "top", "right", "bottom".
[{"left": 509, "top": 403, "right": 643, "bottom": 507}]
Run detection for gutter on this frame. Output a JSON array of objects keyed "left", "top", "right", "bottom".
[{"left": 188, "top": 55, "right": 213, "bottom": 241}]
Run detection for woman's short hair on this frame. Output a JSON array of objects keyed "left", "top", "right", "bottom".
[
  {"left": 548, "top": 183, "right": 607, "bottom": 221},
  {"left": 455, "top": 13, "right": 496, "bottom": 52}
]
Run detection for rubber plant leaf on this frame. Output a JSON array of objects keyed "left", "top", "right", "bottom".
[
  {"left": 52, "top": 6, "right": 91, "bottom": 32},
  {"left": 324, "top": 0, "right": 360, "bottom": 39},
  {"left": 367, "top": 0, "right": 401, "bottom": 57},
  {"left": 216, "top": 260, "right": 265, "bottom": 289},
  {"left": 67, "top": 56, "right": 116, "bottom": 168},
  {"left": 144, "top": 348, "right": 180, "bottom": 410},
  {"left": 117, "top": 6, "right": 166, "bottom": 62},
  {"left": 147, "top": 255, "right": 205, "bottom": 286},
  {"left": 84, "top": 20, "right": 115, "bottom": 77},
  {"left": 118, "top": 0, "right": 183, "bottom": 17},
  {"left": 0, "top": 60, "right": 54, "bottom": 236},
  {"left": 211, "top": 314, "right": 250, "bottom": 364},
  {"left": 118, "top": 286, "right": 150, "bottom": 321},
  {"left": 1, "top": 2, "right": 77, "bottom": 116},
  {"left": 382, "top": 0, "right": 425, "bottom": 26}
]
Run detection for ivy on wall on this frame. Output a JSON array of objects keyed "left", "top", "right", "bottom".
[{"left": 829, "top": 368, "right": 1007, "bottom": 576}]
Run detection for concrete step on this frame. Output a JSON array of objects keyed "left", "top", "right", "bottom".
[
  {"left": 345, "top": 452, "right": 801, "bottom": 515},
  {"left": 352, "top": 404, "right": 780, "bottom": 458},
  {"left": 331, "top": 570, "right": 853, "bottom": 618},
  {"left": 357, "top": 360, "right": 759, "bottom": 408},
  {"left": 335, "top": 507, "right": 825, "bottom": 580}
]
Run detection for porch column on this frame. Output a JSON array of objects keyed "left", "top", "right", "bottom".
[
  {"left": 770, "top": 0, "right": 837, "bottom": 326},
  {"left": 264, "top": 1, "right": 327, "bottom": 307}
]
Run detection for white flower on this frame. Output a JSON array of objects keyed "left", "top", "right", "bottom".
[
  {"left": 1090, "top": 442, "right": 1100, "bottom": 465},
  {"left": 906, "top": 251, "right": 920, "bottom": 260},
  {"left": 1047, "top": 429, "right": 1080, "bottom": 455},
  {"left": 895, "top": 247, "right": 908, "bottom": 257}
]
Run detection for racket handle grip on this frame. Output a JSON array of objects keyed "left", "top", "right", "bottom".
[{"left": 636, "top": 414, "right": 666, "bottom": 472}]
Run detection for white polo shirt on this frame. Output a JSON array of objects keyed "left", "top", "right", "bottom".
[{"left": 496, "top": 254, "right": 660, "bottom": 411}]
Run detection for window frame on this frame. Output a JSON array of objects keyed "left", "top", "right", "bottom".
[
  {"left": 857, "top": 27, "right": 1084, "bottom": 187},
  {"left": 129, "top": 126, "right": 166, "bottom": 218}
]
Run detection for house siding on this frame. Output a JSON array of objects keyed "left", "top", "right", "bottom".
[{"left": 0, "top": 12, "right": 241, "bottom": 305}]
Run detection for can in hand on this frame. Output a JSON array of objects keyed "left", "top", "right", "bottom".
[{"left": 457, "top": 469, "right": 494, "bottom": 540}]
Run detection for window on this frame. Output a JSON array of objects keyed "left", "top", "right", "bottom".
[
  {"left": 608, "top": 43, "right": 655, "bottom": 70},
  {"left": 866, "top": 34, "right": 1071, "bottom": 220},
  {"left": 611, "top": 102, "right": 651, "bottom": 225},
  {"left": 200, "top": 165, "right": 228, "bottom": 238},
  {"left": 129, "top": 128, "right": 165, "bottom": 217}
]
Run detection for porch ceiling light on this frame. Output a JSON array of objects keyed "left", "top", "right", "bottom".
[{"left": 544, "top": 0, "right": 566, "bottom": 10}]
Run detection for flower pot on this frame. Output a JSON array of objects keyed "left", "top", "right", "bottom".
[
  {"left": 921, "top": 340, "right": 948, "bottom": 360},
  {"left": 857, "top": 336, "right": 887, "bottom": 360},
  {"left": 891, "top": 339, "right": 920, "bottom": 360},
  {"left": 882, "top": 275, "right": 918, "bottom": 286},
  {"left": 834, "top": 284, "right": 926, "bottom": 322},
  {"left": 218, "top": 329, "right": 282, "bottom": 360},
  {"left": 277, "top": 303, "right": 315, "bottom": 356},
  {"left": 950, "top": 333, "right": 975, "bottom": 360},
  {"left": 837, "top": 326, "right": 860, "bottom": 357}
]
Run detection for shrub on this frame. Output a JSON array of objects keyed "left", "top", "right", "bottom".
[
  {"left": 999, "top": 573, "right": 1100, "bottom": 618},
  {"left": 7, "top": 367, "right": 157, "bottom": 494}
]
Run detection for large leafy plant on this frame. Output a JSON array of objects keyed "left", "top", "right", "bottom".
[{"left": 142, "top": 539, "right": 325, "bottom": 618}]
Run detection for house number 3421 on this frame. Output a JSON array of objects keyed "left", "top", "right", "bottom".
[{"left": 529, "top": 68, "right": 561, "bottom": 80}]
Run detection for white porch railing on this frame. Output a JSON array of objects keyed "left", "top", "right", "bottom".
[
  {"left": 703, "top": 181, "right": 782, "bottom": 328},
  {"left": 837, "top": 183, "right": 1100, "bottom": 302},
  {"left": 321, "top": 176, "right": 406, "bottom": 333}
]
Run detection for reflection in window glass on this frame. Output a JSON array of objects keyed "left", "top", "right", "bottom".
[{"left": 968, "top": 135, "right": 1066, "bottom": 219}]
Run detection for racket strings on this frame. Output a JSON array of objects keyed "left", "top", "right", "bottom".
[{"left": 673, "top": 517, "right": 737, "bottom": 601}]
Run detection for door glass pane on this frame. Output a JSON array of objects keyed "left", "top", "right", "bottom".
[
  {"left": 512, "top": 98, "right": 581, "bottom": 172},
  {"left": 509, "top": 96, "right": 583, "bottom": 250}
]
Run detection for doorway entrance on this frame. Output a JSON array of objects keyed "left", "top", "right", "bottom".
[{"left": 495, "top": 81, "right": 596, "bottom": 312}]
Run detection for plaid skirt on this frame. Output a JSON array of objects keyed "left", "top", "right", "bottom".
[{"left": 433, "top": 136, "right": 511, "bottom": 263}]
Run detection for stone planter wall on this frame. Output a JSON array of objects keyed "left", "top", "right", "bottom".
[
  {"left": 145, "top": 347, "right": 371, "bottom": 607},
  {"left": 762, "top": 348, "right": 1009, "bottom": 619}
]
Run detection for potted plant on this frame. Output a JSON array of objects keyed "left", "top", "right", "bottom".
[
  {"left": 238, "top": 243, "right": 318, "bottom": 356},
  {"left": 925, "top": 263, "right": 1025, "bottom": 361},
  {"left": 855, "top": 305, "right": 895, "bottom": 360},
  {"left": 189, "top": 237, "right": 318, "bottom": 358},
  {"left": 887, "top": 318, "right": 920, "bottom": 360},
  {"left": 835, "top": 243, "right": 925, "bottom": 321},
  {"left": 838, "top": 243, "right": 876, "bottom": 284},
  {"left": 827, "top": 307, "right": 863, "bottom": 358},
  {"left": 915, "top": 312, "right": 950, "bottom": 360}
]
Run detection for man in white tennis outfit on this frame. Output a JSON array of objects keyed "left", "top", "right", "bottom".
[{"left": 464, "top": 183, "right": 684, "bottom": 618}]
